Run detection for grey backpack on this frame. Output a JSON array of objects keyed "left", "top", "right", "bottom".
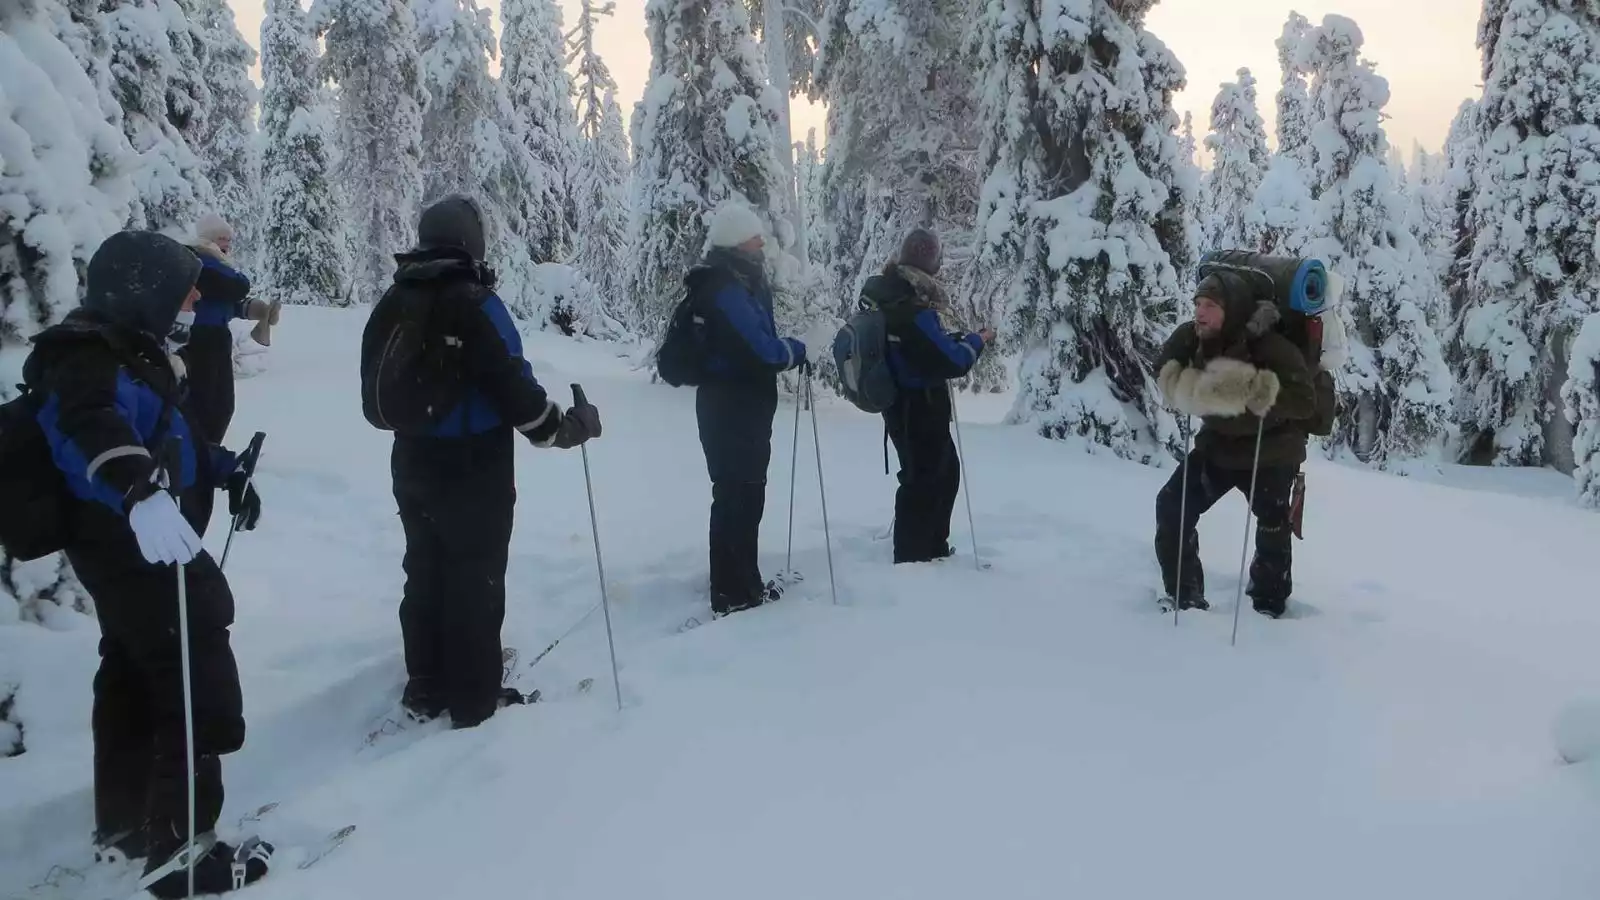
[{"left": 832, "top": 309, "right": 898, "bottom": 413}]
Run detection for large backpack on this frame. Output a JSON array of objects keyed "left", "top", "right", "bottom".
[
  {"left": 832, "top": 308, "right": 899, "bottom": 414},
  {"left": 654, "top": 289, "right": 709, "bottom": 388},
  {"left": 0, "top": 330, "right": 177, "bottom": 562},
  {"left": 1197, "top": 250, "right": 1336, "bottom": 436},
  {"left": 360, "top": 281, "right": 468, "bottom": 433}
]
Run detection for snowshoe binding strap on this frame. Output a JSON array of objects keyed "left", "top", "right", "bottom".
[
  {"left": 135, "top": 831, "right": 219, "bottom": 891},
  {"left": 232, "top": 836, "right": 273, "bottom": 889}
]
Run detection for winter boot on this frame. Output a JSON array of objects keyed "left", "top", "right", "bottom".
[
  {"left": 1252, "top": 595, "right": 1287, "bottom": 619},
  {"left": 711, "top": 591, "right": 764, "bottom": 619},
  {"left": 93, "top": 826, "right": 148, "bottom": 864},
  {"left": 400, "top": 678, "right": 446, "bottom": 723},
  {"left": 143, "top": 836, "right": 272, "bottom": 899},
  {"left": 449, "top": 687, "right": 530, "bottom": 730}
]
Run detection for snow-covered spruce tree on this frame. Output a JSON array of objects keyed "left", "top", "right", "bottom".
[
  {"left": 1276, "top": 10, "right": 1314, "bottom": 169},
  {"left": 1303, "top": 15, "right": 1453, "bottom": 467},
  {"left": 1180, "top": 111, "right": 1196, "bottom": 167},
  {"left": 1, "top": 0, "right": 133, "bottom": 623},
  {"left": 191, "top": 0, "right": 259, "bottom": 267},
  {"left": 814, "top": 0, "right": 981, "bottom": 325},
  {"left": 501, "top": 0, "right": 580, "bottom": 264},
  {"left": 313, "top": 0, "right": 425, "bottom": 307},
  {"left": 570, "top": 91, "right": 632, "bottom": 324},
  {"left": 101, "top": 0, "right": 213, "bottom": 230},
  {"left": 971, "top": 0, "right": 1191, "bottom": 461},
  {"left": 414, "top": 0, "right": 546, "bottom": 315},
  {"left": 1408, "top": 143, "right": 1454, "bottom": 288},
  {"left": 629, "top": 0, "right": 799, "bottom": 337},
  {"left": 796, "top": 129, "right": 828, "bottom": 272},
  {"left": 1441, "top": 99, "right": 1481, "bottom": 325},
  {"left": 565, "top": 0, "right": 631, "bottom": 319},
  {"left": 0, "top": 682, "right": 21, "bottom": 757},
  {"left": 1564, "top": 313, "right": 1600, "bottom": 507},
  {"left": 162, "top": 0, "right": 213, "bottom": 155},
  {"left": 1456, "top": 0, "right": 1600, "bottom": 470},
  {"left": 744, "top": 0, "right": 823, "bottom": 97},
  {"left": 259, "top": 0, "right": 346, "bottom": 308},
  {"left": 1199, "top": 68, "right": 1269, "bottom": 254},
  {"left": 1249, "top": 12, "right": 1321, "bottom": 259}
]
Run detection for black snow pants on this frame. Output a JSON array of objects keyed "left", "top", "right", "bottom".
[
  {"left": 884, "top": 386, "right": 961, "bottom": 564},
  {"left": 65, "top": 505, "right": 245, "bottom": 858},
  {"left": 392, "top": 428, "right": 515, "bottom": 727},
  {"left": 1154, "top": 450, "right": 1297, "bottom": 612},
  {"left": 179, "top": 324, "right": 235, "bottom": 446},
  {"left": 696, "top": 379, "right": 777, "bottom": 610}
]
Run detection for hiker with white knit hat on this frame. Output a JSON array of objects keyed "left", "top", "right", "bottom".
[
  {"left": 684, "top": 199, "right": 808, "bottom": 618},
  {"left": 183, "top": 213, "right": 274, "bottom": 453}
]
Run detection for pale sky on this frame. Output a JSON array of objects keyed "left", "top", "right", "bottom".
[{"left": 228, "top": 0, "right": 1483, "bottom": 161}]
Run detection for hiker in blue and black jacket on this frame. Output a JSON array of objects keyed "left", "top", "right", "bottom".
[
  {"left": 373, "top": 194, "right": 601, "bottom": 730},
  {"left": 183, "top": 212, "right": 273, "bottom": 446},
  {"left": 858, "top": 228, "right": 993, "bottom": 564},
  {"left": 21, "top": 230, "right": 270, "bottom": 898},
  {"left": 685, "top": 201, "right": 808, "bottom": 617}
]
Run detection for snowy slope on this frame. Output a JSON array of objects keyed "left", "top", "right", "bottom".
[{"left": 4, "top": 307, "right": 1600, "bottom": 898}]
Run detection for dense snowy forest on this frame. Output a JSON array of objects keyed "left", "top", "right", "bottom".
[{"left": 3, "top": 0, "right": 1600, "bottom": 636}]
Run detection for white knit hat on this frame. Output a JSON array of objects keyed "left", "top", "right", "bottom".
[
  {"left": 706, "top": 202, "right": 765, "bottom": 249},
  {"left": 195, "top": 211, "right": 233, "bottom": 243}
]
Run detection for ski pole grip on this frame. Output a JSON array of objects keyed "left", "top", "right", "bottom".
[
  {"left": 240, "top": 431, "right": 266, "bottom": 479},
  {"left": 571, "top": 384, "right": 588, "bottom": 408}
]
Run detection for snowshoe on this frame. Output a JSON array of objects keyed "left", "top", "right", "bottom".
[
  {"left": 400, "top": 679, "right": 445, "bottom": 723},
  {"left": 141, "top": 835, "right": 272, "bottom": 899}
]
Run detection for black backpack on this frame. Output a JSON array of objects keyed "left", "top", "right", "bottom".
[
  {"left": 360, "top": 280, "right": 469, "bottom": 433},
  {"left": 0, "top": 330, "right": 177, "bottom": 562},
  {"left": 654, "top": 288, "right": 709, "bottom": 388},
  {"left": 1197, "top": 250, "right": 1337, "bottom": 436}
]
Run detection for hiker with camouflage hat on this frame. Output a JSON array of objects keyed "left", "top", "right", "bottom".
[
  {"left": 1152, "top": 269, "right": 1319, "bottom": 618},
  {"left": 859, "top": 227, "right": 993, "bottom": 564}
]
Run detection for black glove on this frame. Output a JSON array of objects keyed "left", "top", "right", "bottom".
[
  {"left": 226, "top": 470, "right": 261, "bottom": 531},
  {"left": 551, "top": 403, "right": 601, "bottom": 450}
]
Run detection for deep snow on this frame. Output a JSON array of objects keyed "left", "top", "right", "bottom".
[{"left": 4, "top": 306, "right": 1600, "bottom": 898}]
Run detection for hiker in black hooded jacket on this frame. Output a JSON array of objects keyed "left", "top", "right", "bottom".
[
  {"left": 859, "top": 228, "right": 992, "bottom": 564},
  {"left": 686, "top": 201, "right": 808, "bottom": 617},
  {"left": 21, "top": 230, "right": 269, "bottom": 898},
  {"left": 368, "top": 194, "right": 602, "bottom": 730}
]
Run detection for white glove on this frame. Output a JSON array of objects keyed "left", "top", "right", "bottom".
[{"left": 128, "top": 492, "right": 203, "bottom": 565}]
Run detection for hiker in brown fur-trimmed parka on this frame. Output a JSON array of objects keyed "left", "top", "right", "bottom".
[{"left": 1152, "top": 270, "right": 1318, "bottom": 618}]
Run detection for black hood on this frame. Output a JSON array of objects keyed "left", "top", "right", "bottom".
[
  {"left": 1196, "top": 269, "right": 1275, "bottom": 342},
  {"left": 415, "top": 195, "right": 487, "bottom": 262},
  {"left": 80, "top": 230, "right": 202, "bottom": 340}
]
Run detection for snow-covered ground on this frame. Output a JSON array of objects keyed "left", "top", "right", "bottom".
[{"left": 4, "top": 307, "right": 1600, "bottom": 898}]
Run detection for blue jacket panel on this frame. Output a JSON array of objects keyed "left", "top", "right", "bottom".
[
  {"left": 36, "top": 369, "right": 234, "bottom": 514},
  {"left": 702, "top": 280, "right": 804, "bottom": 380},
  {"left": 888, "top": 309, "right": 985, "bottom": 389},
  {"left": 193, "top": 255, "right": 252, "bottom": 327},
  {"left": 428, "top": 293, "right": 551, "bottom": 438}
]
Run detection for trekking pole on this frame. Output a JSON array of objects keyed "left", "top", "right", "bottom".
[
  {"left": 176, "top": 561, "right": 197, "bottom": 899},
  {"left": 218, "top": 431, "right": 266, "bottom": 572},
  {"left": 947, "top": 385, "right": 981, "bottom": 571},
  {"left": 1230, "top": 417, "right": 1268, "bottom": 647},
  {"left": 805, "top": 375, "right": 838, "bottom": 605},
  {"left": 784, "top": 373, "right": 802, "bottom": 582},
  {"left": 1174, "top": 418, "right": 1193, "bottom": 628},
  {"left": 572, "top": 385, "right": 622, "bottom": 712}
]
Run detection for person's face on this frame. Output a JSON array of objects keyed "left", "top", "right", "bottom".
[
  {"left": 738, "top": 234, "right": 765, "bottom": 255},
  {"left": 215, "top": 235, "right": 232, "bottom": 254},
  {"left": 1195, "top": 294, "right": 1225, "bottom": 338}
]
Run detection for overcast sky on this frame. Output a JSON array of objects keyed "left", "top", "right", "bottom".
[{"left": 227, "top": 0, "right": 1483, "bottom": 160}]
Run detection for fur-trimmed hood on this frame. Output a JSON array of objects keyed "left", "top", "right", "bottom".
[{"left": 890, "top": 264, "right": 949, "bottom": 310}]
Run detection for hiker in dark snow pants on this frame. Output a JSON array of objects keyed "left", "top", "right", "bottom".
[
  {"left": 373, "top": 194, "right": 600, "bottom": 730},
  {"left": 23, "top": 230, "right": 268, "bottom": 898},
  {"left": 1152, "top": 269, "right": 1319, "bottom": 617},
  {"left": 858, "top": 228, "right": 992, "bottom": 564},
  {"left": 181, "top": 213, "right": 272, "bottom": 448},
  {"left": 689, "top": 202, "right": 808, "bottom": 617}
]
